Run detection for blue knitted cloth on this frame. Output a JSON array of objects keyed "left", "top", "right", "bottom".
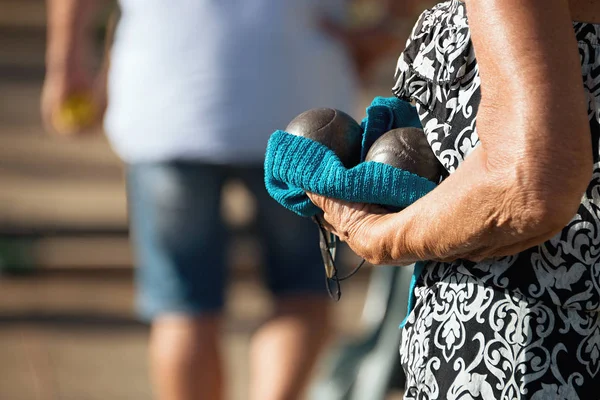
[
  {"left": 264, "top": 96, "right": 434, "bottom": 217},
  {"left": 264, "top": 96, "right": 434, "bottom": 328}
]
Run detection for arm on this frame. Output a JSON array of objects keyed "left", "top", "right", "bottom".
[
  {"left": 41, "top": 0, "right": 109, "bottom": 134},
  {"left": 310, "top": 0, "right": 592, "bottom": 265}
]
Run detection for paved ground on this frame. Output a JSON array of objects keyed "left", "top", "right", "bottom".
[
  {"left": 0, "top": 1, "right": 408, "bottom": 398},
  {"left": 0, "top": 270, "right": 384, "bottom": 400}
]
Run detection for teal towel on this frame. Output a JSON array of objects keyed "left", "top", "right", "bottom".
[
  {"left": 264, "top": 96, "right": 431, "bottom": 217},
  {"left": 360, "top": 96, "right": 422, "bottom": 162},
  {"left": 399, "top": 261, "right": 425, "bottom": 329},
  {"left": 264, "top": 132, "right": 436, "bottom": 217},
  {"left": 263, "top": 96, "right": 432, "bottom": 328}
]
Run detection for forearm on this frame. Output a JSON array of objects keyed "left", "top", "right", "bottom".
[
  {"left": 364, "top": 148, "right": 559, "bottom": 265},
  {"left": 45, "top": 0, "right": 104, "bottom": 74}
]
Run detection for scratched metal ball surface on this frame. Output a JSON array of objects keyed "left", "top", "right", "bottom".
[
  {"left": 365, "top": 127, "right": 443, "bottom": 183},
  {"left": 286, "top": 108, "right": 363, "bottom": 168}
]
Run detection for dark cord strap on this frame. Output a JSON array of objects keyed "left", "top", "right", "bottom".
[{"left": 312, "top": 215, "right": 367, "bottom": 301}]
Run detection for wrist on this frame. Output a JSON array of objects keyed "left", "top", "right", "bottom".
[
  {"left": 352, "top": 212, "right": 401, "bottom": 266},
  {"left": 46, "top": 42, "right": 94, "bottom": 83},
  {"left": 46, "top": 21, "right": 94, "bottom": 77},
  {"left": 379, "top": 209, "right": 424, "bottom": 266}
]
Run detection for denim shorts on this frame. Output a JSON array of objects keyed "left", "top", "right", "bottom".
[{"left": 127, "top": 162, "right": 325, "bottom": 320}]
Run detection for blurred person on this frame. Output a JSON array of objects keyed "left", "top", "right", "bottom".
[{"left": 41, "top": 1, "right": 403, "bottom": 399}]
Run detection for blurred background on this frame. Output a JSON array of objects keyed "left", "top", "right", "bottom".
[{"left": 0, "top": 1, "right": 432, "bottom": 399}]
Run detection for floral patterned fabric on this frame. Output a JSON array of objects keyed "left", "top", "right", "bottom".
[{"left": 393, "top": 1, "right": 600, "bottom": 398}]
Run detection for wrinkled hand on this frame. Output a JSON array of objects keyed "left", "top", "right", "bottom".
[{"left": 307, "top": 192, "right": 391, "bottom": 264}]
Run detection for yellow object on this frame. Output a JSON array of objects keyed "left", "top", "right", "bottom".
[{"left": 52, "top": 92, "right": 98, "bottom": 136}]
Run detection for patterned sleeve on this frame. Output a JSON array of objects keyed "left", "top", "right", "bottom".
[{"left": 392, "top": 0, "right": 480, "bottom": 172}]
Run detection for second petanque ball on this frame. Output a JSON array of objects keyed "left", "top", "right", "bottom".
[
  {"left": 365, "top": 127, "right": 443, "bottom": 183},
  {"left": 286, "top": 108, "right": 363, "bottom": 168}
]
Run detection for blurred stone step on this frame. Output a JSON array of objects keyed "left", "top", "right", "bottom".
[
  {"left": 0, "top": 0, "right": 46, "bottom": 30},
  {"left": 0, "top": 235, "right": 265, "bottom": 272}
]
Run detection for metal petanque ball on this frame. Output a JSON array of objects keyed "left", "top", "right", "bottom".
[{"left": 286, "top": 108, "right": 363, "bottom": 168}]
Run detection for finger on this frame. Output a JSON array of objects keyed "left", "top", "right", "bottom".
[
  {"left": 306, "top": 192, "right": 328, "bottom": 210},
  {"left": 318, "top": 216, "right": 341, "bottom": 238}
]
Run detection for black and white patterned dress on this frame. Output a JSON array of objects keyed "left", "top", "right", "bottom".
[{"left": 393, "top": 1, "right": 600, "bottom": 398}]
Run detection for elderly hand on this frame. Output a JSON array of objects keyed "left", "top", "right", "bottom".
[{"left": 306, "top": 192, "right": 393, "bottom": 264}]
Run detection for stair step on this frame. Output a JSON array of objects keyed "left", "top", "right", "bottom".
[{"left": 0, "top": 0, "right": 46, "bottom": 29}]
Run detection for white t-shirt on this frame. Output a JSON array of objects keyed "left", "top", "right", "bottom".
[{"left": 105, "top": 0, "right": 358, "bottom": 164}]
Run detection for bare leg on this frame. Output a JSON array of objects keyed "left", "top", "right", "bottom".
[
  {"left": 249, "top": 295, "right": 330, "bottom": 400},
  {"left": 149, "top": 315, "right": 224, "bottom": 400}
]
